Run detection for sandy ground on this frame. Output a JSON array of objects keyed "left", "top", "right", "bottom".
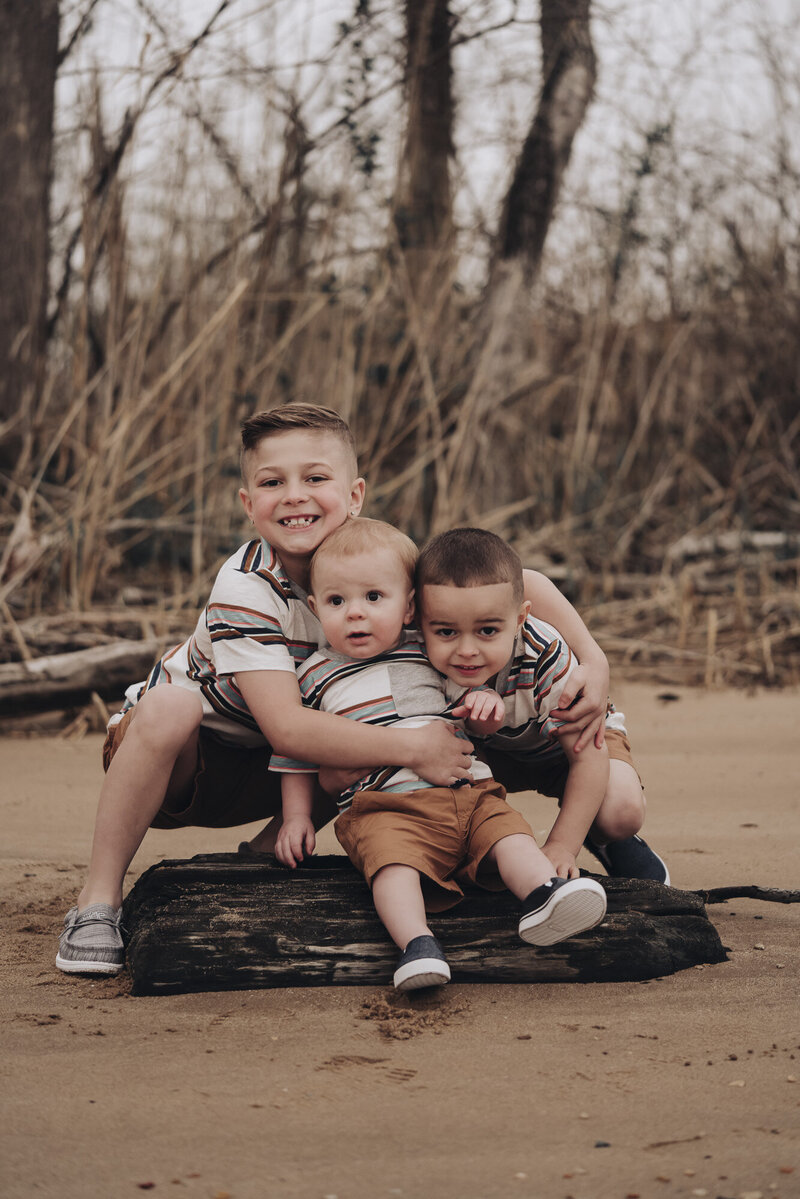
[{"left": 1, "top": 682, "right": 798, "bottom": 1199}]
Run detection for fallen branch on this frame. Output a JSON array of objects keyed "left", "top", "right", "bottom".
[{"left": 695, "top": 885, "right": 800, "bottom": 905}]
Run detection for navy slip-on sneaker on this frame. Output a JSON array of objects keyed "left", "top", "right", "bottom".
[
  {"left": 393, "top": 934, "right": 451, "bottom": 991},
  {"left": 583, "top": 834, "right": 670, "bottom": 885},
  {"left": 518, "top": 876, "right": 607, "bottom": 946}
]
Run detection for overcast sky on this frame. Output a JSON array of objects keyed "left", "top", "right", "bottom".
[{"left": 55, "top": 0, "right": 799, "bottom": 293}]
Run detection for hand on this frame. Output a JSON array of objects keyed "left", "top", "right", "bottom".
[
  {"left": 318, "top": 766, "right": 366, "bottom": 798},
  {"left": 275, "top": 816, "right": 316, "bottom": 869},
  {"left": 542, "top": 838, "right": 579, "bottom": 879},
  {"left": 408, "top": 722, "right": 475, "bottom": 788},
  {"left": 451, "top": 688, "right": 505, "bottom": 736},
  {"left": 550, "top": 660, "right": 610, "bottom": 752}
]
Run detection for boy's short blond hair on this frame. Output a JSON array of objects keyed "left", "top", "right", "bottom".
[
  {"left": 240, "top": 404, "right": 358, "bottom": 479},
  {"left": 310, "top": 518, "right": 418, "bottom": 593},
  {"left": 416, "top": 528, "right": 524, "bottom": 605}
]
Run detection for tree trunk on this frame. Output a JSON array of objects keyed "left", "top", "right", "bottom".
[
  {"left": 457, "top": 0, "right": 596, "bottom": 513},
  {"left": 393, "top": 0, "right": 454, "bottom": 289},
  {"left": 494, "top": 0, "right": 596, "bottom": 286},
  {"left": 0, "top": 0, "right": 59, "bottom": 467}
]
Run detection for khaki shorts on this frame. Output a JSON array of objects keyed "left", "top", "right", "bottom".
[
  {"left": 102, "top": 708, "right": 281, "bottom": 830},
  {"left": 334, "top": 781, "right": 535, "bottom": 912},
  {"left": 480, "top": 727, "right": 642, "bottom": 799}
]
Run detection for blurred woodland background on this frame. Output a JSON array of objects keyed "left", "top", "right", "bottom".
[{"left": 1, "top": 0, "right": 799, "bottom": 728}]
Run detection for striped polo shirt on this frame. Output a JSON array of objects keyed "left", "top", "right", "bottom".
[
  {"left": 113, "top": 538, "right": 320, "bottom": 746},
  {"left": 444, "top": 615, "right": 626, "bottom": 759},
  {"left": 270, "top": 639, "right": 491, "bottom": 809}
]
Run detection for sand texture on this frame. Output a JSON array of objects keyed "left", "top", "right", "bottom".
[{"left": 1, "top": 682, "right": 798, "bottom": 1199}]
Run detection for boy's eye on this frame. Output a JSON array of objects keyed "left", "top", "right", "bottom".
[
  {"left": 260, "top": 478, "right": 281, "bottom": 488},
  {"left": 435, "top": 628, "right": 456, "bottom": 639},
  {"left": 307, "top": 474, "right": 330, "bottom": 484},
  {"left": 327, "top": 595, "right": 344, "bottom": 607},
  {"left": 366, "top": 591, "right": 382, "bottom": 602},
  {"left": 479, "top": 626, "right": 500, "bottom": 637}
]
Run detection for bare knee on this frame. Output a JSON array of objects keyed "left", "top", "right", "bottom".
[
  {"left": 128, "top": 686, "right": 203, "bottom": 753},
  {"left": 594, "top": 761, "right": 645, "bottom": 842}
]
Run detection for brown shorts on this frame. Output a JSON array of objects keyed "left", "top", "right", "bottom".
[
  {"left": 102, "top": 708, "right": 281, "bottom": 830},
  {"left": 334, "top": 781, "right": 535, "bottom": 912},
  {"left": 480, "top": 727, "right": 642, "bottom": 799}
]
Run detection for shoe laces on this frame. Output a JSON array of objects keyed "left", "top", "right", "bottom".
[{"left": 72, "top": 908, "right": 125, "bottom": 934}]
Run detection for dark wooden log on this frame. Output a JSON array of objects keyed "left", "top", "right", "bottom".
[{"left": 122, "top": 854, "right": 728, "bottom": 996}]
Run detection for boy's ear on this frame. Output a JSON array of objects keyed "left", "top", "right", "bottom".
[
  {"left": 517, "top": 599, "right": 531, "bottom": 627},
  {"left": 307, "top": 594, "right": 318, "bottom": 615},
  {"left": 403, "top": 588, "right": 416, "bottom": 625},
  {"left": 349, "top": 477, "right": 366, "bottom": 515},
  {"left": 239, "top": 487, "right": 253, "bottom": 523}
]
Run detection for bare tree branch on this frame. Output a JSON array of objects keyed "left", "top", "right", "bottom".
[
  {"left": 48, "top": 0, "right": 235, "bottom": 338},
  {"left": 57, "top": 0, "right": 103, "bottom": 67}
]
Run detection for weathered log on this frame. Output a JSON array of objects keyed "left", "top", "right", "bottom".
[
  {"left": 122, "top": 854, "right": 728, "bottom": 996},
  {"left": 0, "top": 639, "right": 165, "bottom": 713}
]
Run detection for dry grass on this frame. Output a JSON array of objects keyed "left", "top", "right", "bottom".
[{"left": 1, "top": 104, "right": 799, "bottom": 693}]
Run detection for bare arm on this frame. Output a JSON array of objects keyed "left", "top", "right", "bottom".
[
  {"left": 541, "top": 732, "right": 609, "bottom": 879},
  {"left": 523, "top": 568, "right": 610, "bottom": 750},
  {"left": 237, "top": 670, "right": 474, "bottom": 786},
  {"left": 275, "top": 772, "right": 317, "bottom": 868}
]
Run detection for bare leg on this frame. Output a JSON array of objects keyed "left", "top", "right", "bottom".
[
  {"left": 590, "top": 760, "right": 645, "bottom": 845},
  {"left": 484, "top": 833, "right": 553, "bottom": 899},
  {"left": 371, "top": 864, "right": 431, "bottom": 949},
  {"left": 77, "top": 688, "right": 204, "bottom": 911}
]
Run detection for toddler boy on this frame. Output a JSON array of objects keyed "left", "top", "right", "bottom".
[
  {"left": 272, "top": 518, "right": 608, "bottom": 991},
  {"left": 416, "top": 528, "right": 669, "bottom": 885}
]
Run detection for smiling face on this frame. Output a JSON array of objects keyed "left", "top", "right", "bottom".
[
  {"left": 239, "top": 430, "right": 365, "bottom": 583},
  {"left": 419, "top": 581, "right": 530, "bottom": 687},
  {"left": 309, "top": 548, "right": 415, "bottom": 660}
]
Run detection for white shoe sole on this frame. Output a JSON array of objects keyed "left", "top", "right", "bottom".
[
  {"left": 518, "top": 879, "right": 607, "bottom": 947},
  {"left": 394, "top": 958, "right": 451, "bottom": 991},
  {"left": 56, "top": 953, "right": 123, "bottom": 975}
]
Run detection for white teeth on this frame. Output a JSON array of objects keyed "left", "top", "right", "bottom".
[{"left": 281, "top": 517, "right": 315, "bottom": 528}]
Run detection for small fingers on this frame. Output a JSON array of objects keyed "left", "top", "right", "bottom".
[
  {"left": 276, "top": 842, "right": 296, "bottom": 869},
  {"left": 575, "top": 715, "right": 604, "bottom": 753},
  {"left": 572, "top": 728, "right": 590, "bottom": 754}
]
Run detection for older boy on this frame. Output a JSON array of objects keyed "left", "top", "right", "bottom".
[
  {"left": 56, "top": 406, "right": 473, "bottom": 973},
  {"left": 416, "top": 528, "right": 669, "bottom": 885},
  {"left": 272, "top": 519, "right": 607, "bottom": 991}
]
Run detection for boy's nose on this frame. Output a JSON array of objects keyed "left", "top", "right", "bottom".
[
  {"left": 456, "top": 637, "right": 478, "bottom": 657},
  {"left": 284, "top": 479, "right": 310, "bottom": 502}
]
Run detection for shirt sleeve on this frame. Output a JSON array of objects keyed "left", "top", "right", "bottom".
[
  {"left": 206, "top": 567, "right": 301, "bottom": 678},
  {"left": 269, "top": 753, "right": 318, "bottom": 774},
  {"left": 534, "top": 637, "right": 577, "bottom": 739}
]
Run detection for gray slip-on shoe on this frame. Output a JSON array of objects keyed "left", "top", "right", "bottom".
[{"left": 56, "top": 903, "right": 125, "bottom": 974}]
